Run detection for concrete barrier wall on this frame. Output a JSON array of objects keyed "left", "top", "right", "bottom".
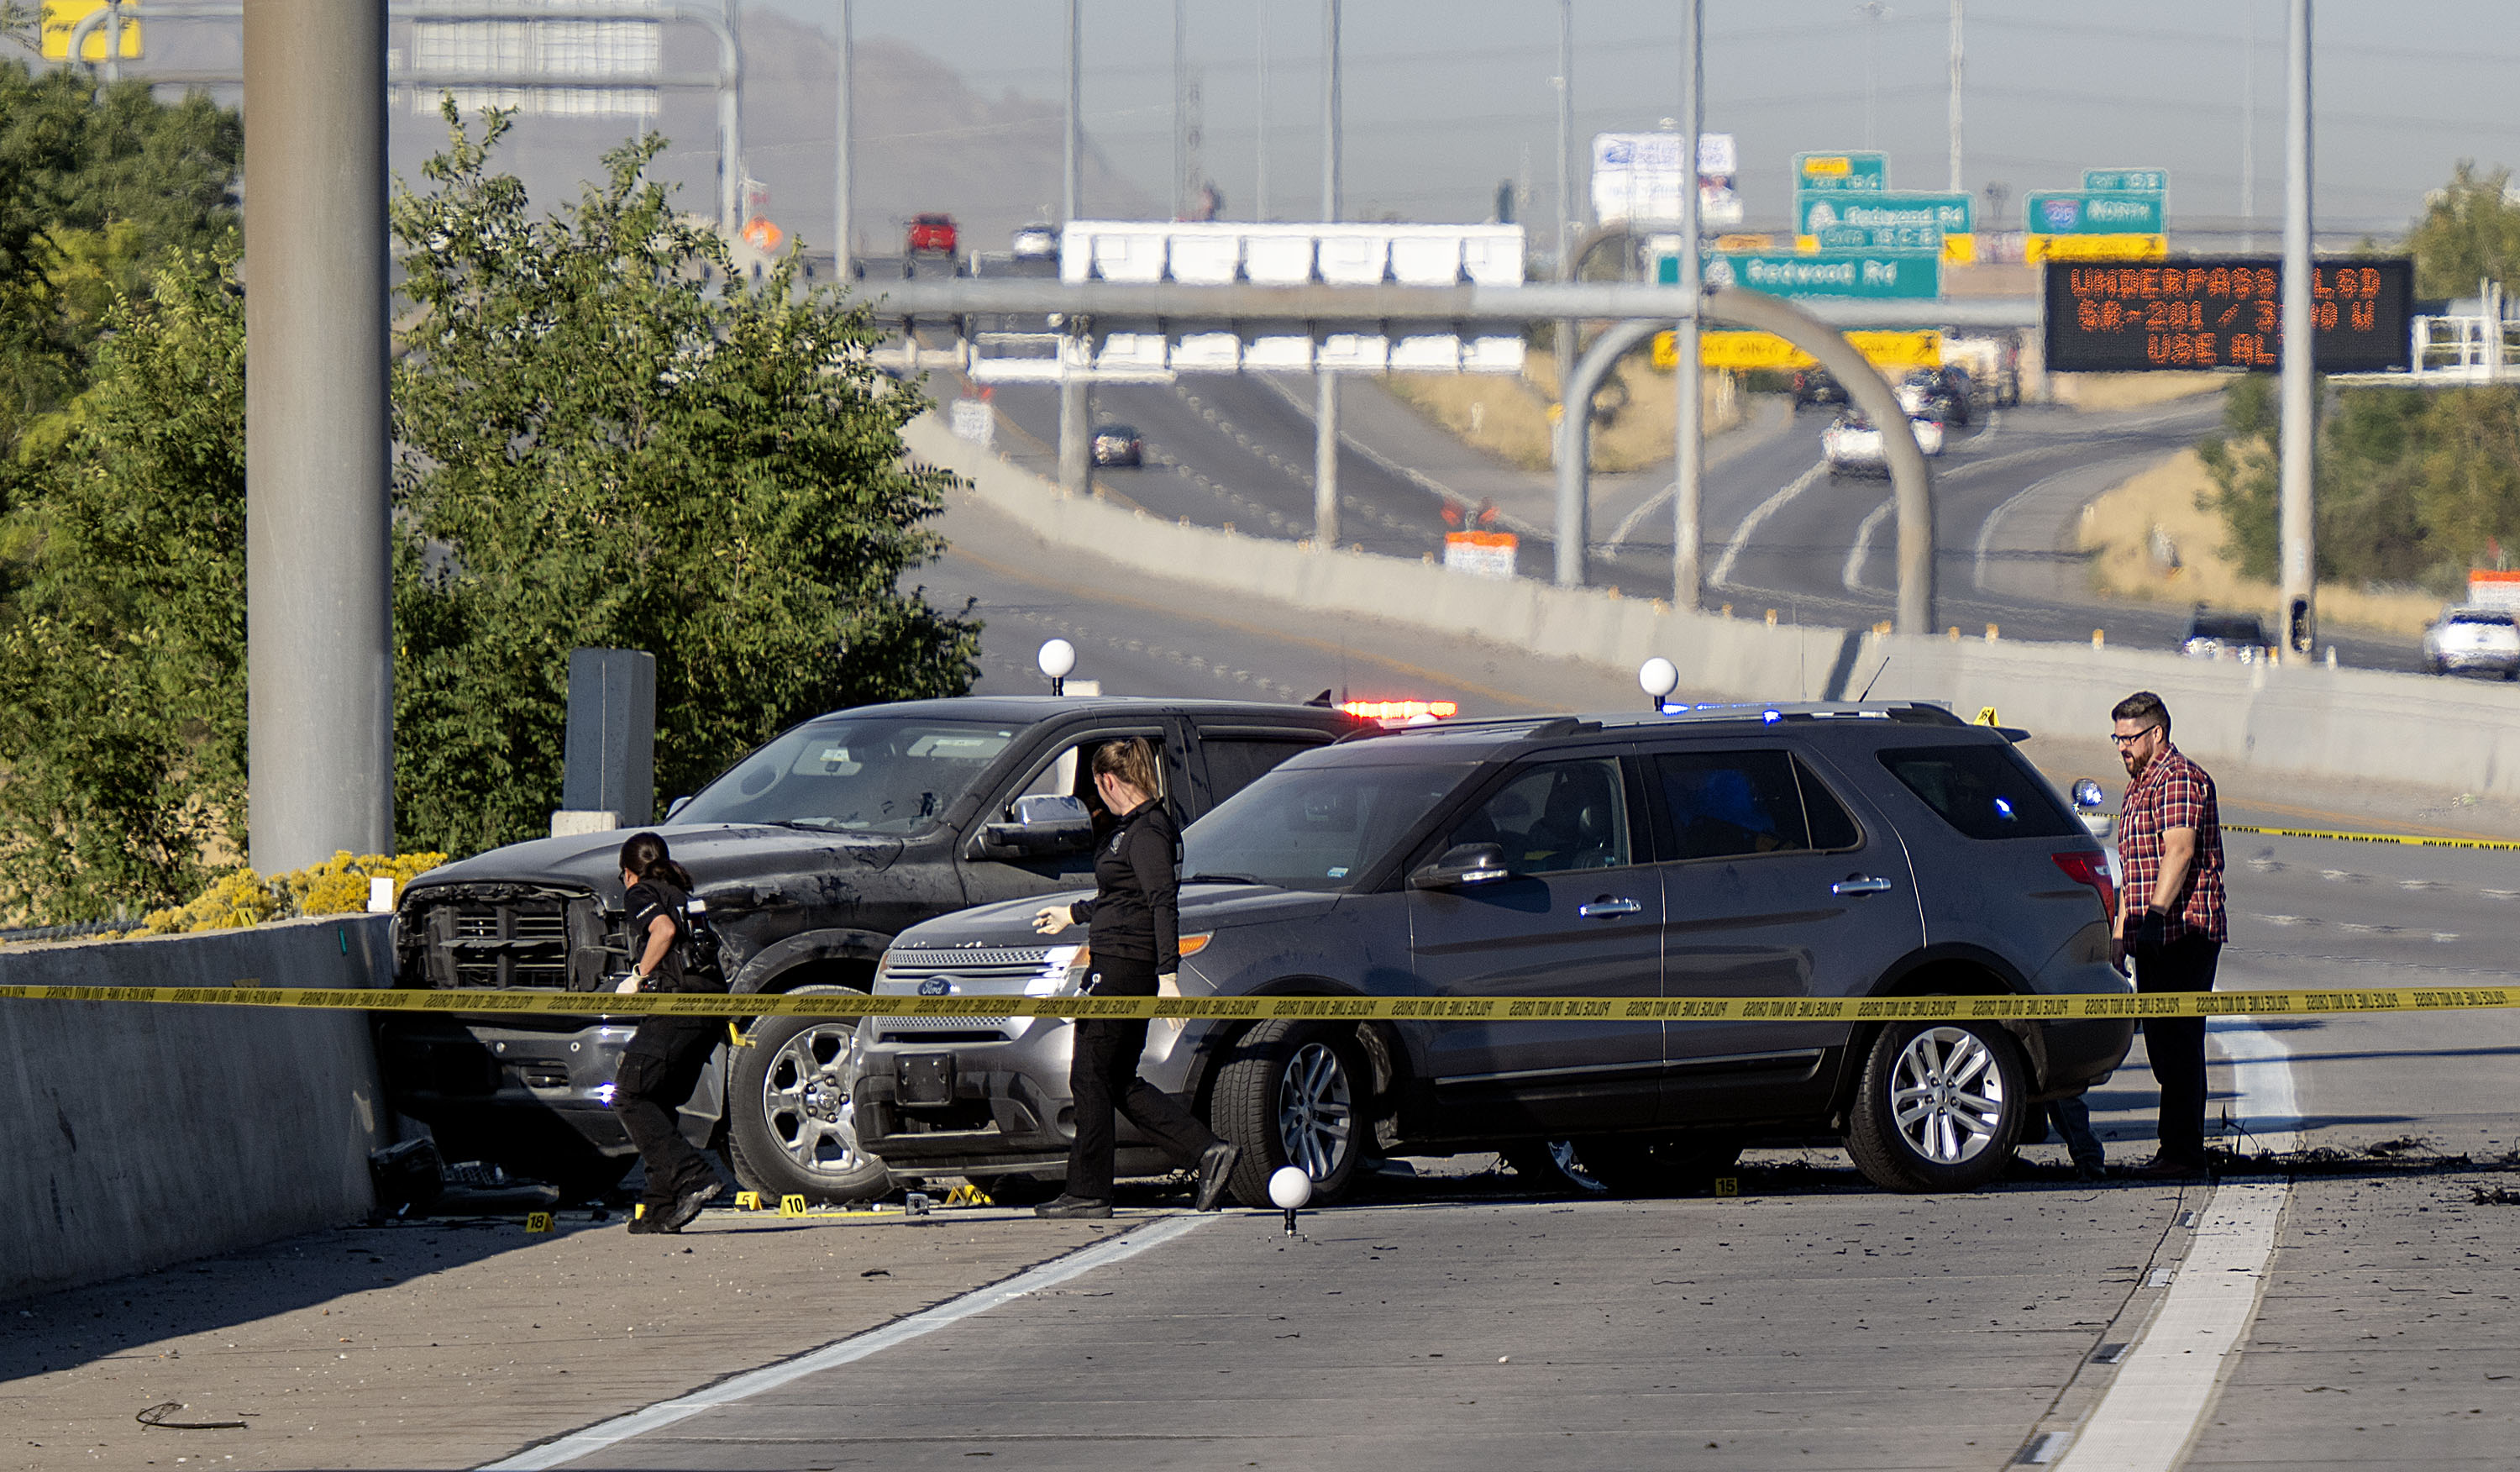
[
  {"left": 1, "top": 917, "right": 393, "bottom": 1301},
  {"left": 911, "top": 412, "right": 2520, "bottom": 796}
]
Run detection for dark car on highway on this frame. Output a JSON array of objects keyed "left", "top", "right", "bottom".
[
  {"left": 380, "top": 697, "right": 1361, "bottom": 1206},
  {"left": 851, "top": 702, "right": 2134, "bottom": 1207},
  {"left": 2181, "top": 608, "right": 2276, "bottom": 662},
  {"left": 1090, "top": 423, "right": 1144, "bottom": 467},
  {"left": 1790, "top": 367, "right": 1848, "bottom": 408}
]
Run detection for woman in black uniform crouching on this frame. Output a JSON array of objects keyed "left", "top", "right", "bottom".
[
  {"left": 1030, "top": 739, "right": 1240, "bottom": 1218},
  {"left": 612, "top": 831, "right": 727, "bottom": 1234}
]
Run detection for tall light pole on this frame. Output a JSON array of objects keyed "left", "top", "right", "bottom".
[
  {"left": 2240, "top": 0, "right": 2258, "bottom": 252},
  {"left": 833, "top": 0, "right": 853, "bottom": 281},
  {"left": 1859, "top": 2, "right": 1890, "bottom": 151},
  {"left": 1554, "top": 0, "right": 1577, "bottom": 570},
  {"left": 1059, "top": 0, "right": 1091, "bottom": 497},
  {"left": 244, "top": 0, "right": 394, "bottom": 870},
  {"left": 2277, "top": 0, "right": 2315, "bottom": 655},
  {"left": 1173, "top": 0, "right": 1187, "bottom": 219},
  {"left": 1255, "top": 0, "right": 1270, "bottom": 220},
  {"left": 1672, "top": 0, "right": 1705, "bottom": 610},
  {"left": 1313, "top": 0, "right": 1342, "bottom": 549},
  {"left": 1945, "top": 0, "right": 1963, "bottom": 193}
]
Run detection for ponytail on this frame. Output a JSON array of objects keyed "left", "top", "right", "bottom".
[{"left": 618, "top": 830, "right": 693, "bottom": 891}]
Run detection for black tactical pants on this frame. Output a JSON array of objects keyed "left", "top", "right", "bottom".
[
  {"left": 617, "top": 1017, "right": 723, "bottom": 1212},
  {"left": 1063, "top": 955, "right": 1221, "bottom": 1201}
]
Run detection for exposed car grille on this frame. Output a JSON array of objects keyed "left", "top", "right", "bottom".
[{"left": 403, "top": 886, "right": 605, "bottom": 991}]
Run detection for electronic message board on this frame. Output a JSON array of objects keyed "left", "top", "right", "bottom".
[{"left": 2043, "top": 256, "right": 2413, "bottom": 373}]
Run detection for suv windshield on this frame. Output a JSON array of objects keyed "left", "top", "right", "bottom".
[
  {"left": 674, "top": 718, "right": 1019, "bottom": 834},
  {"left": 1182, "top": 761, "right": 1467, "bottom": 891}
]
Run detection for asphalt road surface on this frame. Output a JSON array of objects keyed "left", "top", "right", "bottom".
[{"left": 969, "top": 368, "right": 2424, "bottom": 674}]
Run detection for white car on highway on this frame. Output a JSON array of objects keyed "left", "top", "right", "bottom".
[
  {"left": 1822, "top": 412, "right": 1941, "bottom": 476},
  {"left": 2420, "top": 606, "right": 2520, "bottom": 679}
]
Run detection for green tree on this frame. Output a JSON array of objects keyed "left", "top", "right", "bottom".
[
  {"left": 2406, "top": 161, "right": 2520, "bottom": 301},
  {"left": 0, "top": 60, "right": 241, "bottom": 465},
  {"left": 391, "top": 105, "right": 978, "bottom": 854},
  {"left": 0, "top": 246, "right": 247, "bottom": 921}
]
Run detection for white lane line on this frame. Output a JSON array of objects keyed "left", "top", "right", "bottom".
[
  {"left": 1710, "top": 460, "right": 1825, "bottom": 589},
  {"left": 1971, "top": 468, "right": 2075, "bottom": 593},
  {"left": 478, "top": 1215, "right": 1210, "bottom": 1470},
  {"left": 1607, "top": 480, "right": 1676, "bottom": 549},
  {"left": 2050, "top": 1183, "right": 2288, "bottom": 1472},
  {"left": 2050, "top": 1017, "right": 2299, "bottom": 1472},
  {"left": 1841, "top": 498, "right": 1893, "bottom": 592},
  {"left": 2208, "top": 1015, "right": 2303, "bottom": 1155}
]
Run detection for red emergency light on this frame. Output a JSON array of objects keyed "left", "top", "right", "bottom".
[{"left": 1339, "top": 699, "right": 1459, "bottom": 723}]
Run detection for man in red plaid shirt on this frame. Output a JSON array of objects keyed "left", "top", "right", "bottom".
[{"left": 2112, "top": 691, "right": 2226, "bottom": 1178}]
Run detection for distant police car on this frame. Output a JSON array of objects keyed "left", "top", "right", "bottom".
[{"left": 851, "top": 702, "right": 2133, "bottom": 1207}]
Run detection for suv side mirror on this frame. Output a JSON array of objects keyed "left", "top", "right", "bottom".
[
  {"left": 1410, "top": 842, "right": 1511, "bottom": 891},
  {"left": 981, "top": 794, "right": 1095, "bottom": 857}
]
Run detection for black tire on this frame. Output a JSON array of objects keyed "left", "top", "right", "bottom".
[
  {"left": 725, "top": 985, "right": 894, "bottom": 1205},
  {"left": 1213, "top": 1021, "right": 1367, "bottom": 1208},
  {"left": 967, "top": 1171, "right": 1063, "bottom": 1207},
  {"left": 1845, "top": 1021, "right": 2027, "bottom": 1192}
]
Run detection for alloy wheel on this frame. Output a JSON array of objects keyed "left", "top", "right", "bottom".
[
  {"left": 762, "top": 1022, "right": 871, "bottom": 1179},
  {"left": 1887, "top": 1025, "right": 2007, "bottom": 1165},
  {"left": 1275, "top": 1040, "right": 1355, "bottom": 1181}
]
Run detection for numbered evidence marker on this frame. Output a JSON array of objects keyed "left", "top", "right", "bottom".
[
  {"left": 779, "top": 1194, "right": 810, "bottom": 1217},
  {"left": 1976, "top": 706, "right": 2001, "bottom": 727},
  {"left": 1712, "top": 1177, "right": 1740, "bottom": 1198},
  {"left": 525, "top": 1212, "right": 555, "bottom": 1233},
  {"left": 734, "top": 1191, "right": 766, "bottom": 1211}
]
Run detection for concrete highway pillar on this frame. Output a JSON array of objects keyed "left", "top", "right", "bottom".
[
  {"left": 244, "top": 0, "right": 395, "bottom": 870},
  {"left": 1058, "top": 371, "right": 1091, "bottom": 496},
  {"left": 2277, "top": 0, "right": 2317, "bottom": 655},
  {"left": 1672, "top": 0, "right": 1705, "bottom": 611},
  {"left": 1314, "top": 375, "right": 1341, "bottom": 546}
]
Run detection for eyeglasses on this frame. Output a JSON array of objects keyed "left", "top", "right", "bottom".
[{"left": 2109, "top": 726, "right": 2164, "bottom": 747}]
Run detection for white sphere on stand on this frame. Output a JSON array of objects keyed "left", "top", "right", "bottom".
[
  {"left": 1037, "top": 639, "right": 1077, "bottom": 680},
  {"left": 1268, "top": 1165, "right": 1314, "bottom": 1210},
  {"left": 1638, "top": 656, "right": 1680, "bottom": 703}
]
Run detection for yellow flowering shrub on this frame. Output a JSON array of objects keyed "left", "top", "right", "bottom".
[{"left": 129, "top": 851, "right": 449, "bottom": 937}]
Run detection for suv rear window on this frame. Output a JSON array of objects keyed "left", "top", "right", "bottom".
[{"left": 1877, "top": 744, "right": 2079, "bottom": 840}]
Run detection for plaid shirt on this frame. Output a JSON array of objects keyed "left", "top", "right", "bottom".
[{"left": 2117, "top": 743, "right": 2227, "bottom": 944}]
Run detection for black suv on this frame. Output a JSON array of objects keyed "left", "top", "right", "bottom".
[
  {"left": 853, "top": 702, "right": 2132, "bottom": 1204},
  {"left": 381, "top": 697, "right": 1361, "bottom": 1203}
]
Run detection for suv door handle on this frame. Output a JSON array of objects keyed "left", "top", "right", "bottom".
[
  {"left": 1831, "top": 875, "right": 1893, "bottom": 896},
  {"left": 1578, "top": 897, "right": 1642, "bottom": 918}
]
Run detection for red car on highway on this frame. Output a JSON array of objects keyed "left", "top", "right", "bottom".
[{"left": 906, "top": 213, "right": 958, "bottom": 255}]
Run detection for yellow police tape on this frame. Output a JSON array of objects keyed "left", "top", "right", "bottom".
[
  {"left": 2226, "top": 823, "right": 2520, "bottom": 853},
  {"left": 0, "top": 980, "right": 2511, "bottom": 1023}
]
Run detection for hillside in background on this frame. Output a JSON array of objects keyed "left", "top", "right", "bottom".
[{"left": 735, "top": 5, "right": 1153, "bottom": 260}]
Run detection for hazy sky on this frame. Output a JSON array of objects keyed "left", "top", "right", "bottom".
[{"left": 749, "top": 0, "right": 2520, "bottom": 234}]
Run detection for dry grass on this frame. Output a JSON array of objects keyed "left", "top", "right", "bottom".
[
  {"left": 2046, "top": 371, "right": 2230, "bottom": 412},
  {"left": 1386, "top": 350, "right": 1741, "bottom": 473},
  {"left": 2080, "top": 448, "right": 2444, "bottom": 637}
]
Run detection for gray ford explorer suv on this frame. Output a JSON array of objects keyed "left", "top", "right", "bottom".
[
  {"left": 380, "top": 697, "right": 1360, "bottom": 1206},
  {"left": 851, "top": 702, "right": 2134, "bottom": 1205}
]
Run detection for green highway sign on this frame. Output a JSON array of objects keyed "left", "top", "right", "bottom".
[
  {"left": 1797, "top": 191, "right": 1972, "bottom": 250},
  {"left": 2082, "top": 168, "right": 2168, "bottom": 195},
  {"left": 1793, "top": 151, "right": 1889, "bottom": 193},
  {"left": 1698, "top": 250, "right": 1941, "bottom": 299},
  {"left": 2027, "top": 192, "right": 2165, "bottom": 235}
]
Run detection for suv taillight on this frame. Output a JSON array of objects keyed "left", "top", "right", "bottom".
[{"left": 2051, "top": 850, "right": 2116, "bottom": 925}]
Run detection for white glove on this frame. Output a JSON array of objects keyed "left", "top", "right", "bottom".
[
  {"left": 1157, "top": 972, "right": 1179, "bottom": 997},
  {"left": 1032, "top": 905, "right": 1073, "bottom": 935},
  {"left": 614, "top": 974, "right": 642, "bottom": 995}
]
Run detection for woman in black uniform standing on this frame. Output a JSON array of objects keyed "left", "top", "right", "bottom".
[
  {"left": 1030, "top": 739, "right": 1240, "bottom": 1219},
  {"left": 612, "top": 831, "right": 727, "bottom": 1234}
]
